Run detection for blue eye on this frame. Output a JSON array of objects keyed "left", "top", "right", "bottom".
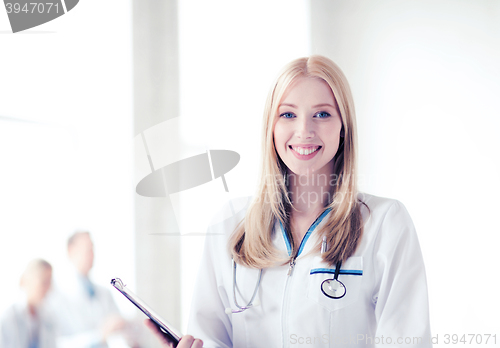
[
  {"left": 315, "top": 112, "right": 331, "bottom": 118},
  {"left": 280, "top": 112, "right": 295, "bottom": 119}
]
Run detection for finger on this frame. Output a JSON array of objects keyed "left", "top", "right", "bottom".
[
  {"left": 143, "top": 319, "right": 172, "bottom": 346},
  {"left": 178, "top": 335, "right": 195, "bottom": 347},
  {"left": 143, "top": 318, "right": 156, "bottom": 332},
  {"left": 192, "top": 338, "right": 204, "bottom": 348}
]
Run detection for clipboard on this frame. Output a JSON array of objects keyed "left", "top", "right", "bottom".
[{"left": 110, "top": 278, "right": 181, "bottom": 346}]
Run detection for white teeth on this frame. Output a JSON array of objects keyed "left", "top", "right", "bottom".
[{"left": 291, "top": 146, "right": 319, "bottom": 155}]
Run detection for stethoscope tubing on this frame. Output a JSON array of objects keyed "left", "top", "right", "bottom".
[
  {"left": 231, "top": 259, "right": 263, "bottom": 313},
  {"left": 229, "top": 257, "right": 346, "bottom": 314}
]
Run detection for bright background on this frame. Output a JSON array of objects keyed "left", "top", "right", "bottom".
[
  {"left": 1, "top": 1, "right": 499, "bottom": 347},
  {"left": 0, "top": 1, "right": 137, "bottom": 346}
]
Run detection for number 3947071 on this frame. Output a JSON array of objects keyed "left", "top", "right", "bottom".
[
  {"left": 443, "top": 334, "right": 496, "bottom": 345},
  {"left": 5, "top": 3, "right": 60, "bottom": 14}
]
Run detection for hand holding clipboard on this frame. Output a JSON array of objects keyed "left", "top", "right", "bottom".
[
  {"left": 110, "top": 278, "right": 182, "bottom": 346},
  {"left": 111, "top": 278, "right": 204, "bottom": 347}
]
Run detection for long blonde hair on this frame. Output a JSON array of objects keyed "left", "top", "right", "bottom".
[{"left": 229, "top": 55, "right": 365, "bottom": 268}]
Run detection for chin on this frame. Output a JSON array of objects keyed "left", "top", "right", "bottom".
[{"left": 288, "top": 167, "right": 323, "bottom": 176}]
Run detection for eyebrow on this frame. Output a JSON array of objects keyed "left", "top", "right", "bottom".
[
  {"left": 279, "top": 103, "right": 336, "bottom": 108},
  {"left": 313, "top": 103, "right": 336, "bottom": 108}
]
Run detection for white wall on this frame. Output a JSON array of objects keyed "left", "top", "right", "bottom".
[
  {"left": 0, "top": 0, "right": 135, "bottom": 330},
  {"left": 310, "top": 0, "right": 500, "bottom": 344}
]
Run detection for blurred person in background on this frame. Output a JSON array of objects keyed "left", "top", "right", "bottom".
[
  {"left": 47, "top": 231, "right": 139, "bottom": 348},
  {"left": 0, "top": 258, "right": 56, "bottom": 348}
]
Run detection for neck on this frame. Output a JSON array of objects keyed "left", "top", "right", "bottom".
[
  {"left": 286, "top": 171, "right": 332, "bottom": 215},
  {"left": 27, "top": 303, "right": 38, "bottom": 317},
  {"left": 285, "top": 170, "right": 333, "bottom": 247},
  {"left": 72, "top": 263, "right": 89, "bottom": 278}
]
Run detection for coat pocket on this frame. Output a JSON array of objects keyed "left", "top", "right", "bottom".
[{"left": 307, "top": 255, "right": 363, "bottom": 312}]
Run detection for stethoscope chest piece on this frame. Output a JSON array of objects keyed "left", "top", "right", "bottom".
[
  {"left": 320, "top": 260, "right": 346, "bottom": 299},
  {"left": 321, "top": 278, "right": 346, "bottom": 299}
]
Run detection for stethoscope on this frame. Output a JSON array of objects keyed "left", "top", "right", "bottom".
[
  {"left": 226, "top": 236, "right": 346, "bottom": 314},
  {"left": 225, "top": 259, "right": 263, "bottom": 314},
  {"left": 319, "top": 236, "right": 346, "bottom": 299},
  {"left": 320, "top": 260, "right": 346, "bottom": 299}
]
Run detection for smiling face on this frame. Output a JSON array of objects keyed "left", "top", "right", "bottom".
[{"left": 273, "top": 77, "right": 343, "bottom": 178}]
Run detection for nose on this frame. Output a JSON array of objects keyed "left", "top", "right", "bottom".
[{"left": 295, "top": 115, "right": 314, "bottom": 139}]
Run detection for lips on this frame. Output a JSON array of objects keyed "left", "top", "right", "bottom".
[
  {"left": 288, "top": 145, "right": 322, "bottom": 160},
  {"left": 289, "top": 145, "right": 321, "bottom": 155}
]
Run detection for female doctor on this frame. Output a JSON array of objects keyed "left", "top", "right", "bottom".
[{"left": 146, "top": 55, "right": 432, "bottom": 347}]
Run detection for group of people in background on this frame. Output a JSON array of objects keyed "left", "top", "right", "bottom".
[{"left": 0, "top": 231, "right": 139, "bottom": 348}]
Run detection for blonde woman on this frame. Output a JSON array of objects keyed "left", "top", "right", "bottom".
[{"left": 147, "top": 55, "right": 432, "bottom": 347}]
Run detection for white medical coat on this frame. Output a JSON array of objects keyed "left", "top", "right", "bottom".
[
  {"left": 187, "top": 193, "right": 432, "bottom": 347},
  {"left": 0, "top": 294, "right": 57, "bottom": 348},
  {"left": 46, "top": 268, "right": 121, "bottom": 348}
]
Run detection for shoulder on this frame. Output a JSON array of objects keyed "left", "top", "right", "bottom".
[
  {"left": 357, "top": 192, "right": 418, "bottom": 251},
  {"left": 201, "top": 196, "right": 253, "bottom": 263},
  {"left": 93, "top": 282, "right": 113, "bottom": 297},
  {"left": 0, "top": 300, "right": 25, "bottom": 326},
  {"left": 358, "top": 192, "right": 414, "bottom": 226},
  {"left": 0, "top": 304, "right": 19, "bottom": 341},
  {"left": 0, "top": 303, "right": 18, "bottom": 322}
]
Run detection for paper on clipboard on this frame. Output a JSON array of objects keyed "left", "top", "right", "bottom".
[{"left": 110, "top": 278, "right": 182, "bottom": 345}]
